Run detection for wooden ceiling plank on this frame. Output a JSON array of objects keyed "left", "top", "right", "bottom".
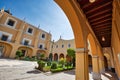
[
  {"left": 86, "top": 1, "right": 112, "bottom": 14},
  {"left": 91, "top": 18, "right": 111, "bottom": 26},
  {"left": 88, "top": 9, "right": 111, "bottom": 19},
  {"left": 89, "top": 14, "right": 111, "bottom": 23},
  {"left": 92, "top": 23, "right": 111, "bottom": 27}
]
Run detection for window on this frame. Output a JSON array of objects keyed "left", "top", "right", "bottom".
[
  {"left": 56, "top": 45, "right": 58, "bottom": 48},
  {"left": 62, "top": 44, "right": 64, "bottom": 48},
  {"left": 41, "top": 34, "right": 45, "bottom": 39},
  {"left": 1, "top": 35, "right": 8, "bottom": 41},
  {"left": 7, "top": 19, "right": 15, "bottom": 27},
  {"left": 24, "top": 40, "right": 29, "bottom": 45},
  {"left": 21, "top": 50, "right": 26, "bottom": 56},
  {"left": 68, "top": 44, "right": 71, "bottom": 48},
  {"left": 27, "top": 28, "right": 33, "bottom": 34},
  {"left": 39, "top": 44, "right": 43, "bottom": 49}
]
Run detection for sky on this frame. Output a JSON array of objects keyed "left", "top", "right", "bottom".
[{"left": 0, "top": 0, "right": 74, "bottom": 41}]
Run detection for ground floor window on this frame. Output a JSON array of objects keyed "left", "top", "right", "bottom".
[{"left": 1, "top": 35, "right": 8, "bottom": 41}]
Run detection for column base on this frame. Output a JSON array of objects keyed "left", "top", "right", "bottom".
[{"left": 92, "top": 72, "right": 101, "bottom": 80}]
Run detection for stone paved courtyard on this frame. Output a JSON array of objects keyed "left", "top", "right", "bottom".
[{"left": 0, "top": 59, "right": 116, "bottom": 80}]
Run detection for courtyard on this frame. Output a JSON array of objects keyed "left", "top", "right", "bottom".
[{"left": 0, "top": 59, "right": 117, "bottom": 80}]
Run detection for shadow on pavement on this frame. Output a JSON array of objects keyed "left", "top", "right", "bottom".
[
  {"left": 27, "top": 69, "right": 41, "bottom": 74},
  {"left": 64, "top": 69, "right": 75, "bottom": 75}
]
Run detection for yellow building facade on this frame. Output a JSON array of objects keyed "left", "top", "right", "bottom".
[
  {"left": 50, "top": 38, "right": 75, "bottom": 61},
  {"left": 0, "top": 9, "right": 51, "bottom": 58}
]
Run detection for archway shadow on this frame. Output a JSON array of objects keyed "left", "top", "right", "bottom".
[{"left": 63, "top": 69, "right": 75, "bottom": 75}]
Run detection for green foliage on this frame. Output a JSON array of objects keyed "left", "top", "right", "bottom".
[
  {"left": 15, "top": 50, "right": 23, "bottom": 59},
  {"left": 59, "top": 58, "right": 66, "bottom": 67},
  {"left": 23, "top": 56, "right": 30, "bottom": 61},
  {"left": 43, "top": 66, "right": 51, "bottom": 72},
  {"left": 49, "top": 53, "right": 53, "bottom": 61},
  {"left": 47, "top": 61, "right": 51, "bottom": 66},
  {"left": 51, "top": 62, "right": 57, "bottom": 69},
  {"left": 51, "top": 68, "right": 63, "bottom": 73},
  {"left": 67, "top": 48, "right": 75, "bottom": 58},
  {"left": 37, "top": 60, "right": 46, "bottom": 71}
]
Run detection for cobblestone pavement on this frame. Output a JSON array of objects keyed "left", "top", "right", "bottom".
[{"left": 0, "top": 59, "right": 117, "bottom": 80}]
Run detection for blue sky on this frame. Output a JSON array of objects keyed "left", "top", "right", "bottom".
[{"left": 0, "top": 0, "right": 74, "bottom": 41}]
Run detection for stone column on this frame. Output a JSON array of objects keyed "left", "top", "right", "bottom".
[
  {"left": 92, "top": 56, "right": 101, "bottom": 80},
  {"left": 76, "top": 48, "right": 89, "bottom": 80},
  {"left": 99, "top": 58, "right": 105, "bottom": 73}
]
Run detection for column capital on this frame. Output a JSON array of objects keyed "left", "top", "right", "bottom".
[
  {"left": 76, "top": 48, "right": 89, "bottom": 53},
  {"left": 92, "top": 55, "right": 99, "bottom": 58}
]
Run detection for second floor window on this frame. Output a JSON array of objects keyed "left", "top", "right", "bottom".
[
  {"left": 24, "top": 40, "right": 29, "bottom": 45},
  {"left": 62, "top": 44, "right": 64, "bottom": 48},
  {"left": 1, "top": 35, "right": 8, "bottom": 41},
  {"left": 41, "top": 34, "right": 45, "bottom": 39},
  {"left": 68, "top": 44, "right": 71, "bottom": 48},
  {"left": 7, "top": 19, "right": 15, "bottom": 27},
  {"left": 27, "top": 28, "right": 33, "bottom": 34},
  {"left": 56, "top": 45, "right": 58, "bottom": 48},
  {"left": 39, "top": 44, "right": 43, "bottom": 49}
]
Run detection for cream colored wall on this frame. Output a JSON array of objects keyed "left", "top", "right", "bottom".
[
  {"left": 0, "top": 10, "right": 51, "bottom": 58},
  {"left": 51, "top": 38, "right": 75, "bottom": 59}
]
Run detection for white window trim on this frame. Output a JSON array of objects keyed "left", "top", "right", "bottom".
[
  {"left": 22, "top": 38, "right": 32, "bottom": 45},
  {"left": 4, "top": 17, "right": 17, "bottom": 28},
  {"left": 26, "top": 26, "right": 34, "bottom": 35},
  {"left": 38, "top": 43, "right": 45, "bottom": 49},
  {"left": 0, "top": 31, "right": 12, "bottom": 42},
  {"left": 40, "top": 33, "right": 46, "bottom": 40}
]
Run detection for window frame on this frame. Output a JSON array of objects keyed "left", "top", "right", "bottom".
[
  {"left": 5, "top": 17, "right": 17, "bottom": 28},
  {"left": 26, "top": 27, "right": 34, "bottom": 35}
]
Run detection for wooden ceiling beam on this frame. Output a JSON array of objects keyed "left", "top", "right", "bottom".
[
  {"left": 91, "top": 18, "right": 111, "bottom": 26},
  {"left": 92, "top": 23, "right": 111, "bottom": 28},
  {"left": 89, "top": 14, "right": 111, "bottom": 23},
  {"left": 88, "top": 9, "right": 111, "bottom": 19},
  {"left": 86, "top": 1, "right": 112, "bottom": 14},
  {"left": 93, "top": 26, "right": 111, "bottom": 30}
]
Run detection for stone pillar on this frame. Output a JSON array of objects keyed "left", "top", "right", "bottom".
[
  {"left": 99, "top": 58, "right": 105, "bottom": 73},
  {"left": 92, "top": 56, "right": 101, "bottom": 80},
  {"left": 76, "top": 48, "right": 89, "bottom": 80}
]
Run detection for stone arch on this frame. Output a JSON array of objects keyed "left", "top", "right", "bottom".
[
  {"left": 55, "top": 0, "right": 85, "bottom": 48},
  {"left": 87, "top": 33, "right": 97, "bottom": 55},
  {"left": 18, "top": 46, "right": 33, "bottom": 57},
  {"left": 59, "top": 53, "right": 64, "bottom": 59},
  {"left": 0, "top": 42, "right": 13, "bottom": 58},
  {"left": 104, "top": 53, "right": 111, "bottom": 70},
  {"left": 54, "top": 53, "right": 58, "bottom": 61},
  {"left": 37, "top": 50, "right": 46, "bottom": 57}
]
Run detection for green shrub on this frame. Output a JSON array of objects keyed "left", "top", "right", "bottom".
[
  {"left": 47, "top": 61, "right": 51, "bottom": 66},
  {"left": 51, "top": 68, "right": 64, "bottom": 73},
  {"left": 43, "top": 66, "right": 51, "bottom": 72},
  {"left": 51, "top": 62, "right": 57, "bottom": 69},
  {"left": 37, "top": 60, "right": 46, "bottom": 71},
  {"left": 23, "top": 56, "right": 30, "bottom": 61},
  {"left": 15, "top": 50, "right": 23, "bottom": 59}
]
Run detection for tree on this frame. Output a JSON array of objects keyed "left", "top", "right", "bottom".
[
  {"left": 49, "top": 53, "right": 53, "bottom": 61},
  {"left": 67, "top": 48, "right": 75, "bottom": 67},
  {"left": 40, "top": 53, "right": 45, "bottom": 60}
]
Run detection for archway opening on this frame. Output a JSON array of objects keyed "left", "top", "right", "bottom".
[
  {"left": 59, "top": 53, "right": 64, "bottom": 59},
  {"left": 88, "top": 55, "right": 93, "bottom": 73},
  {"left": 0, "top": 42, "right": 13, "bottom": 58},
  {"left": 104, "top": 56, "right": 108, "bottom": 71},
  {"left": 54, "top": 53, "right": 58, "bottom": 61}
]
